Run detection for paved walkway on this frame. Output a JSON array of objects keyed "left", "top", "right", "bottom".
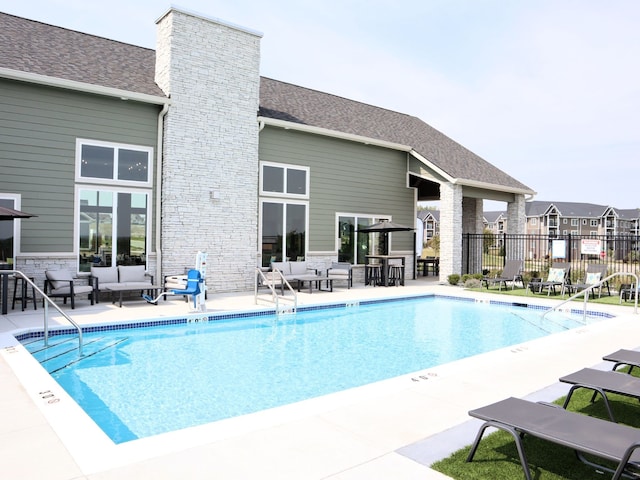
[{"left": 1, "top": 277, "right": 637, "bottom": 479}]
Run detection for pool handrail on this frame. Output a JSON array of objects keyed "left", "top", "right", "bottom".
[
  {"left": 7, "top": 270, "right": 84, "bottom": 355},
  {"left": 542, "top": 272, "right": 638, "bottom": 322},
  {"left": 254, "top": 267, "right": 297, "bottom": 313}
]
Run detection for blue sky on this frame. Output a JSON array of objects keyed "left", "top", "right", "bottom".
[{"left": 3, "top": 0, "right": 639, "bottom": 209}]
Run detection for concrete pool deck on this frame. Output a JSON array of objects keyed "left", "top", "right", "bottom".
[{"left": 1, "top": 277, "right": 638, "bottom": 479}]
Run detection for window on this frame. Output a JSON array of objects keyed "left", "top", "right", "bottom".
[
  {"left": 563, "top": 218, "right": 568, "bottom": 224},
  {"left": 571, "top": 218, "right": 579, "bottom": 226},
  {"left": 259, "top": 162, "right": 309, "bottom": 266},
  {"left": 591, "top": 219, "right": 599, "bottom": 227},
  {"left": 260, "top": 162, "right": 309, "bottom": 198},
  {"left": 0, "top": 194, "right": 19, "bottom": 264},
  {"left": 76, "top": 139, "right": 153, "bottom": 272},
  {"left": 530, "top": 218, "right": 537, "bottom": 226},
  {"left": 571, "top": 230, "right": 579, "bottom": 235},
  {"left": 582, "top": 219, "right": 587, "bottom": 225},
  {"left": 77, "top": 139, "right": 152, "bottom": 186},
  {"left": 78, "top": 189, "right": 149, "bottom": 271},
  {"left": 260, "top": 200, "right": 307, "bottom": 266},
  {"left": 337, "top": 215, "right": 386, "bottom": 264}
]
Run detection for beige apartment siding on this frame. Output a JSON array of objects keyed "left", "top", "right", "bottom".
[
  {"left": 0, "top": 79, "right": 160, "bottom": 253},
  {"left": 259, "top": 127, "right": 416, "bottom": 253}
]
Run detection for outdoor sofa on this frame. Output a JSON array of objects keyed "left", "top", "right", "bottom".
[{"left": 90, "top": 265, "right": 154, "bottom": 303}]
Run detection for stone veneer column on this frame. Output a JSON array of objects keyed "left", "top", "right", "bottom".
[
  {"left": 438, "top": 182, "right": 463, "bottom": 281},
  {"left": 462, "top": 197, "right": 484, "bottom": 274},
  {"left": 506, "top": 193, "right": 527, "bottom": 260},
  {"left": 507, "top": 194, "right": 526, "bottom": 234},
  {"left": 155, "top": 8, "right": 262, "bottom": 292}
]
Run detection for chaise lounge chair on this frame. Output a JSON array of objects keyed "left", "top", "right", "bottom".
[
  {"left": 467, "top": 396, "right": 640, "bottom": 480},
  {"left": 529, "top": 262, "right": 570, "bottom": 296},
  {"left": 559, "top": 367, "right": 640, "bottom": 422},
  {"left": 603, "top": 349, "right": 640, "bottom": 374},
  {"left": 482, "top": 259, "right": 524, "bottom": 291},
  {"left": 564, "top": 263, "right": 610, "bottom": 298}
]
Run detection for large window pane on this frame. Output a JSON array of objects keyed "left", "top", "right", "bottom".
[
  {"left": 0, "top": 198, "right": 15, "bottom": 263},
  {"left": 263, "top": 166, "right": 284, "bottom": 193},
  {"left": 286, "top": 204, "right": 306, "bottom": 261},
  {"left": 118, "top": 149, "right": 149, "bottom": 182},
  {"left": 116, "top": 192, "right": 147, "bottom": 266},
  {"left": 338, "top": 216, "right": 355, "bottom": 263},
  {"left": 81, "top": 144, "right": 114, "bottom": 179},
  {"left": 261, "top": 202, "right": 283, "bottom": 266},
  {"left": 79, "top": 190, "right": 113, "bottom": 271}
]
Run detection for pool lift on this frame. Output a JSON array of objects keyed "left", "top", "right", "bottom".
[
  {"left": 144, "top": 251, "right": 207, "bottom": 310},
  {"left": 143, "top": 268, "right": 204, "bottom": 310}
]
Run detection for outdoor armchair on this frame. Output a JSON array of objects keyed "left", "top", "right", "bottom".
[{"left": 44, "top": 270, "right": 94, "bottom": 309}]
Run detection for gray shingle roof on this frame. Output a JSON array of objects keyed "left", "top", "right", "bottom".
[
  {"left": 259, "top": 77, "right": 533, "bottom": 192},
  {"left": 525, "top": 201, "right": 609, "bottom": 218},
  {"left": 0, "top": 12, "right": 164, "bottom": 97},
  {"left": 1, "top": 12, "right": 534, "bottom": 194}
]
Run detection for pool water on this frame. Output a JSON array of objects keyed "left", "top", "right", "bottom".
[{"left": 24, "top": 296, "right": 602, "bottom": 443}]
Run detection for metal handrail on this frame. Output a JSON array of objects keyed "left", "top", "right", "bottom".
[
  {"left": 254, "top": 267, "right": 297, "bottom": 313},
  {"left": 7, "top": 270, "right": 84, "bottom": 355},
  {"left": 542, "top": 272, "right": 638, "bottom": 322}
]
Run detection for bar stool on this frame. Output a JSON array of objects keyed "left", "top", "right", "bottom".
[
  {"left": 365, "top": 263, "right": 382, "bottom": 286},
  {"left": 388, "top": 261, "right": 405, "bottom": 287},
  {"left": 12, "top": 275, "right": 37, "bottom": 311}
]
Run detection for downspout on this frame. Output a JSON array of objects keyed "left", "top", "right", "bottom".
[{"left": 155, "top": 102, "right": 170, "bottom": 287}]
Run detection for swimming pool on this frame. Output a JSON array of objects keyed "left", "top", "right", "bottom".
[{"left": 20, "top": 295, "right": 606, "bottom": 444}]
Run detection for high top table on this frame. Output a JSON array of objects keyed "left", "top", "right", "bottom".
[{"left": 365, "top": 255, "right": 405, "bottom": 287}]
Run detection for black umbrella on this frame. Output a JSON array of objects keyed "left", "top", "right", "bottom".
[
  {"left": 356, "top": 220, "right": 414, "bottom": 233},
  {"left": 0, "top": 206, "right": 37, "bottom": 220},
  {"left": 356, "top": 220, "right": 414, "bottom": 255}
]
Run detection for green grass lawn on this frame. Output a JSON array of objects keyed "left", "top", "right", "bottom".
[
  {"left": 431, "top": 371, "right": 640, "bottom": 479},
  {"left": 473, "top": 285, "right": 634, "bottom": 308}
]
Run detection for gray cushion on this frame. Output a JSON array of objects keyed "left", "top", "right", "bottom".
[
  {"left": 118, "top": 265, "right": 148, "bottom": 283},
  {"left": 91, "top": 266, "right": 118, "bottom": 284},
  {"left": 289, "top": 261, "right": 308, "bottom": 275},
  {"left": 271, "top": 262, "right": 290, "bottom": 275},
  {"left": 45, "top": 270, "right": 73, "bottom": 290}
]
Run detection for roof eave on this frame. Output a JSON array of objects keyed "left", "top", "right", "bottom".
[
  {"left": 0, "top": 67, "right": 170, "bottom": 105},
  {"left": 258, "top": 116, "right": 411, "bottom": 152}
]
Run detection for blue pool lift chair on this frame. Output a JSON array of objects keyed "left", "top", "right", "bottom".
[{"left": 144, "top": 269, "right": 203, "bottom": 307}]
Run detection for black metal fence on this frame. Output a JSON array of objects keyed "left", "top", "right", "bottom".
[{"left": 462, "top": 233, "right": 640, "bottom": 288}]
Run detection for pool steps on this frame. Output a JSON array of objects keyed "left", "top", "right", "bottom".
[{"left": 21, "top": 336, "right": 128, "bottom": 374}]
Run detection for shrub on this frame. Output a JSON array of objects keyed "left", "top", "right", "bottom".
[
  {"left": 447, "top": 274, "right": 460, "bottom": 285},
  {"left": 464, "top": 278, "right": 482, "bottom": 289}
]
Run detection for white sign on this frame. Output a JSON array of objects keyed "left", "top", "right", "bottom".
[
  {"left": 580, "top": 239, "right": 602, "bottom": 255},
  {"left": 551, "top": 239, "right": 566, "bottom": 259}
]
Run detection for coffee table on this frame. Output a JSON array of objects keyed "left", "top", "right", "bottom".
[
  {"left": 291, "top": 274, "right": 332, "bottom": 293},
  {"left": 106, "top": 285, "right": 163, "bottom": 307}
]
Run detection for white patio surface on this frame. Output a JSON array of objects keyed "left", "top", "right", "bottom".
[{"left": 1, "top": 276, "right": 638, "bottom": 479}]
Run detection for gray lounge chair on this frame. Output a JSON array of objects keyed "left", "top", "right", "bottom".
[
  {"left": 559, "top": 367, "right": 640, "bottom": 422},
  {"left": 482, "top": 259, "right": 524, "bottom": 291},
  {"left": 467, "top": 397, "right": 640, "bottom": 480},
  {"left": 565, "top": 264, "right": 610, "bottom": 298},
  {"left": 531, "top": 262, "right": 570, "bottom": 296},
  {"left": 603, "top": 349, "right": 640, "bottom": 374}
]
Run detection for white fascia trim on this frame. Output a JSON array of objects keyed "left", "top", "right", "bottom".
[
  {"left": 410, "top": 149, "right": 535, "bottom": 196},
  {"left": 258, "top": 116, "right": 412, "bottom": 152},
  {"left": 0, "top": 67, "right": 170, "bottom": 106},
  {"left": 408, "top": 149, "right": 455, "bottom": 183},
  {"left": 458, "top": 178, "right": 537, "bottom": 196}
]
